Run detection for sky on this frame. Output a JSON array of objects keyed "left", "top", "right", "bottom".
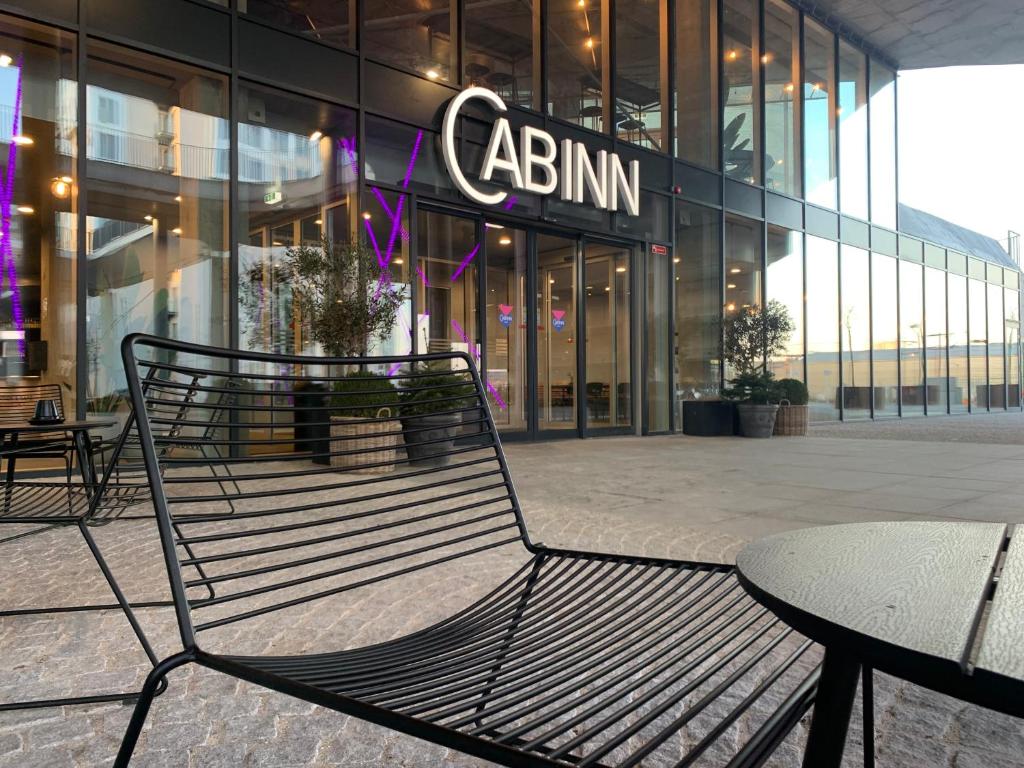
[{"left": 898, "top": 64, "right": 1024, "bottom": 252}]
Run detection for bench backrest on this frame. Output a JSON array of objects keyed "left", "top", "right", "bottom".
[
  {"left": 121, "top": 334, "right": 531, "bottom": 650},
  {"left": 0, "top": 382, "right": 65, "bottom": 420}
]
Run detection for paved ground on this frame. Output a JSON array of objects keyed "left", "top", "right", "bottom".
[
  {"left": 1, "top": 427, "right": 1023, "bottom": 767},
  {"left": 811, "top": 409, "right": 1024, "bottom": 445}
]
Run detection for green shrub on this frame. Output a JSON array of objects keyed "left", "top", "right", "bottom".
[
  {"left": 722, "top": 371, "right": 780, "bottom": 405},
  {"left": 775, "top": 378, "right": 808, "bottom": 406},
  {"left": 331, "top": 372, "right": 400, "bottom": 418},
  {"left": 399, "top": 364, "right": 477, "bottom": 418}
]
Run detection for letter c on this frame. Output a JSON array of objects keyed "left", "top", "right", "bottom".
[{"left": 441, "top": 87, "right": 509, "bottom": 206}]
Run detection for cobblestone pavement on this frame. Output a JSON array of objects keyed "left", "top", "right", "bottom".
[
  {"left": 810, "top": 410, "right": 1024, "bottom": 445},
  {"left": 1, "top": 434, "right": 1022, "bottom": 767}
]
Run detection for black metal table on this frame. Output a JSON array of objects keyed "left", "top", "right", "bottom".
[
  {"left": 0, "top": 417, "right": 113, "bottom": 486},
  {"left": 736, "top": 521, "right": 1024, "bottom": 768}
]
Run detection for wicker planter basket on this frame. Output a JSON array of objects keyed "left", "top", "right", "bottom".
[
  {"left": 773, "top": 402, "right": 808, "bottom": 436},
  {"left": 329, "top": 409, "right": 400, "bottom": 474}
]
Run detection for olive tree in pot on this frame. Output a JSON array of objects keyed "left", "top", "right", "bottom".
[
  {"left": 722, "top": 300, "right": 794, "bottom": 438},
  {"left": 399, "top": 363, "right": 476, "bottom": 466}
]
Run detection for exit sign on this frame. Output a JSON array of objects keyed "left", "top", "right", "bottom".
[
  {"left": 264, "top": 190, "right": 282, "bottom": 205},
  {"left": 651, "top": 244, "right": 668, "bottom": 255}
]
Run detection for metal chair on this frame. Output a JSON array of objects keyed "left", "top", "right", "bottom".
[{"left": 115, "top": 334, "right": 823, "bottom": 768}]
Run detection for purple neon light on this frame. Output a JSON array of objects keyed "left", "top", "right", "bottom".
[
  {"left": 503, "top": 196, "right": 517, "bottom": 210},
  {"left": 338, "top": 136, "right": 359, "bottom": 178},
  {"left": 364, "top": 217, "right": 386, "bottom": 268},
  {"left": 450, "top": 319, "right": 505, "bottom": 411},
  {"left": 415, "top": 265, "right": 429, "bottom": 288},
  {"left": 450, "top": 243, "right": 480, "bottom": 281},
  {"left": 402, "top": 130, "right": 423, "bottom": 189},
  {"left": 0, "top": 59, "right": 25, "bottom": 355}
]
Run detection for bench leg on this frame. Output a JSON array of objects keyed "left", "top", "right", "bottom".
[
  {"left": 862, "top": 666, "right": 875, "bottom": 768},
  {"left": 114, "top": 651, "right": 193, "bottom": 768},
  {"left": 800, "top": 648, "right": 860, "bottom": 768}
]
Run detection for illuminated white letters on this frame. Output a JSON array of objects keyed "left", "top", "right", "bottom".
[{"left": 440, "top": 87, "right": 641, "bottom": 216}]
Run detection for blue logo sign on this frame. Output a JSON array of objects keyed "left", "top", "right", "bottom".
[
  {"left": 498, "top": 304, "right": 514, "bottom": 328},
  {"left": 552, "top": 309, "right": 566, "bottom": 332}
]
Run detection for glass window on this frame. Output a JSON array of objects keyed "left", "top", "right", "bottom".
[
  {"left": 240, "top": 0, "right": 353, "bottom": 49},
  {"left": 674, "top": 203, "right": 721, "bottom": 409},
  {"left": 871, "top": 253, "right": 898, "bottom": 416},
  {"left": 363, "top": 1, "right": 454, "bottom": 82},
  {"left": 767, "top": 226, "right": 803, "bottom": 380},
  {"left": 841, "top": 246, "right": 871, "bottom": 419},
  {"left": 869, "top": 60, "right": 897, "bottom": 228},
  {"left": 87, "top": 43, "right": 228, "bottom": 417},
  {"left": 674, "top": 0, "right": 718, "bottom": 168},
  {"left": 722, "top": 0, "right": 760, "bottom": 184},
  {"left": 806, "top": 237, "right": 839, "bottom": 421},
  {"left": 416, "top": 210, "right": 479, "bottom": 359},
  {"left": 584, "top": 243, "right": 631, "bottom": 429},
  {"left": 899, "top": 261, "right": 924, "bottom": 415},
  {"left": 724, "top": 213, "right": 762, "bottom": 332},
  {"left": 485, "top": 223, "right": 527, "bottom": 432},
  {"left": 237, "top": 84, "right": 357, "bottom": 357},
  {"left": 363, "top": 186, "right": 412, "bottom": 360},
  {"left": 763, "top": 0, "right": 800, "bottom": 197},
  {"left": 803, "top": 19, "right": 836, "bottom": 209},
  {"left": 365, "top": 117, "right": 449, "bottom": 194},
  {"left": 924, "top": 267, "right": 949, "bottom": 414},
  {"left": 948, "top": 273, "right": 968, "bottom": 412},
  {"left": 537, "top": 233, "right": 577, "bottom": 431},
  {"left": 0, "top": 20, "right": 77, "bottom": 419},
  {"left": 464, "top": 1, "right": 535, "bottom": 108},
  {"left": 988, "top": 282, "right": 1005, "bottom": 408},
  {"left": 615, "top": 0, "right": 664, "bottom": 150},
  {"left": 838, "top": 42, "right": 868, "bottom": 219},
  {"left": 547, "top": 0, "right": 603, "bottom": 130},
  {"left": 647, "top": 249, "right": 672, "bottom": 432},
  {"left": 969, "top": 278, "right": 988, "bottom": 411},
  {"left": 1006, "top": 289, "right": 1020, "bottom": 408}
]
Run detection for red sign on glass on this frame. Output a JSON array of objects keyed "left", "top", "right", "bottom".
[{"left": 651, "top": 244, "right": 668, "bottom": 255}]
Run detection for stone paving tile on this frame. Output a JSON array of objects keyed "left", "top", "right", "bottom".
[{"left": 1, "top": 434, "right": 1023, "bottom": 766}]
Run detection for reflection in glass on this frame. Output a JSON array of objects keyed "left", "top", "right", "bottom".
[
  {"left": 240, "top": 0, "right": 353, "bottom": 48},
  {"left": 464, "top": 1, "right": 535, "bottom": 108},
  {"left": 537, "top": 233, "right": 576, "bottom": 430},
  {"left": 948, "top": 274, "right": 968, "bottom": 412},
  {"left": 806, "top": 237, "right": 839, "bottom": 421},
  {"left": 615, "top": 0, "right": 664, "bottom": 150},
  {"left": 363, "top": 186, "right": 411, "bottom": 361},
  {"left": 415, "top": 210, "right": 479, "bottom": 358},
  {"left": 988, "top": 283, "right": 1005, "bottom": 408},
  {"left": 724, "top": 214, "right": 762, "bottom": 357},
  {"left": 0, "top": 19, "right": 76, "bottom": 419},
  {"left": 871, "top": 254, "right": 898, "bottom": 416},
  {"left": 722, "top": 0, "right": 760, "bottom": 184},
  {"left": 485, "top": 224, "right": 527, "bottom": 432},
  {"left": 924, "top": 267, "right": 949, "bottom": 414},
  {"left": 647, "top": 249, "right": 671, "bottom": 432},
  {"left": 547, "top": 0, "right": 603, "bottom": 130},
  {"left": 767, "top": 226, "right": 803, "bottom": 380},
  {"left": 841, "top": 246, "right": 870, "bottom": 419},
  {"left": 237, "top": 84, "right": 357, "bottom": 357},
  {"left": 763, "top": 0, "right": 800, "bottom": 196},
  {"left": 363, "top": 1, "right": 454, "bottom": 81},
  {"left": 365, "top": 117, "right": 449, "bottom": 194},
  {"left": 87, "top": 43, "right": 228, "bottom": 417},
  {"left": 675, "top": 203, "right": 721, "bottom": 410},
  {"left": 803, "top": 19, "right": 836, "bottom": 209},
  {"left": 585, "top": 243, "right": 631, "bottom": 429},
  {"left": 899, "top": 261, "right": 924, "bottom": 415},
  {"left": 838, "top": 42, "right": 868, "bottom": 219},
  {"left": 869, "top": 61, "right": 897, "bottom": 229},
  {"left": 1006, "top": 289, "right": 1020, "bottom": 408},
  {"left": 969, "top": 279, "right": 987, "bottom": 410},
  {"left": 674, "top": 0, "right": 718, "bottom": 168}
]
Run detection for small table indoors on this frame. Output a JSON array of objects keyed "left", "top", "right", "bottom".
[{"left": 736, "top": 521, "right": 1024, "bottom": 768}]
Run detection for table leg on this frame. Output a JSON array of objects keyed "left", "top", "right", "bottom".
[
  {"left": 3, "top": 431, "right": 16, "bottom": 514},
  {"left": 801, "top": 647, "right": 861, "bottom": 768},
  {"left": 73, "top": 431, "right": 94, "bottom": 486}
]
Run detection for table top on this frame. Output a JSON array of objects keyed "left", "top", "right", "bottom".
[
  {"left": 0, "top": 418, "right": 116, "bottom": 433},
  {"left": 736, "top": 521, "right": 1024, "bottom": 717}
]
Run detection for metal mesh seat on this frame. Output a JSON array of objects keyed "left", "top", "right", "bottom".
[{"left": 114, "top": 335, "right": 822, "bottom": 768}]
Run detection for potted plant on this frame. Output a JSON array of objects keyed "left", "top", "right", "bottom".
[
  {"left": 330, "top": 372, "right": 402, "bottom": 474},
  {"left": 399, "top": 363, "right": 477, "bottom": 466},
  {"left": 773, "top": 378, "right": 809, "bottom": 436},
  {"left": 240, "top": 236, "right": 405, "bottom": 464},
  {"left": 721, "top": 300, "right": 794, "bottom": 438}
]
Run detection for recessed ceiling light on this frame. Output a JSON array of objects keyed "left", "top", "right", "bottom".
[
  {"left": 171, "top": 227, "right": 182, "bottom": 235},
  {"left": 673, "top": 257, "right": 680, "bottom": 263},
  {"left": 144, "top": 214, "right": 153, "bottom": 221},
  {"left": 15, "top": 205, "right": 33, "bottom": 214},
  {"left": 499, "top": 236, "right": 512, "bottom": 245},
  {"left": 604, "top": 286, "right": 611, "bottom": 291},
  {"left": 730, "top": 267, "right": 742, "bottom": 274},
  {"left": 727, "top": 283, "right": 737, "bottom": 289},
  {"left": 426, "top": 69, "right": 440, "bottom": 80},
  {"left": 585, "top": 38, "right": 594, "bottom": 49},
  {"left": 549, "top": 278, "right": 555, "bottom": 284},
  {"left": 12, "top": 135, "right": 32, "bottom": 146},
  {"left": 314, "top": 218, "right": 322, "bottom": 225},
  {"left": 309, "top": 130, "right": 323, "bottom": 142},
  {"left": 484, "top": 222, "right": 504, "bottom": 229},
  {"left": 393, "top": 258, "right": 404, "bottom": 264},
  {"left": 174, "top": 195, "right": 182, "bottom": 202},
  {"left": 726, "top": 303, "right": 736, "bottom": 311},
  {"left": 615, "top": 266, "right": 626, "bottom": 273},
  {"left": 0, "top": 55, "right": 12, "bottom": 68},
  {"left": 362, "top": 212, "right": 372, "bottom": 220}
]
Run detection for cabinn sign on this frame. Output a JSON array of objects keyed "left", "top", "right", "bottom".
[{"left": 441, "top": 87, "right": 641, "bottom": 217}]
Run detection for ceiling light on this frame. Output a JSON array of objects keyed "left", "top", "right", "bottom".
[
  {"left": 393, "top": 258, "right": 404, "bottom": 264},
  {"left": 578, "top": 0, "right": 585, "bottom": 6},
  {"left": 784, "top": 83, "right": 795, "bottom": 93},
  {"left": 615, "top": 266, "right": 626, "bottom": 273},
  {"left": 484, "top": 222, "right": 504, "bottom": 229},
  {"left": 673, "top": 257, "right": 680, "bottom": 263},
  {"left": 144, "top": 214, "right": 153, "bottom": 221},
  {"left": 549, "top": 278, "right": 555, "bottom": 284},
  {"left": 727, "top": 283, "right": 737, "bottom": 289},
  {"left": 174, "top": 195, "right": 182, "bottom": 202},
  {"left": 0, "top": 55, "right": 11, "bottom": 68},
  {"left": 314, "top": 218, "right": 322, "bottom": 225},
  {"left": 811, "top": 83, "right": 821, "bottom": 92},
  {"left": 730, "top": 267, "right": 742, "bottom": 274},
  {"left": 726, "top": 50, "right": 738, "bottom": 61},
  {"left": 726, "top": 303, "right": 736, "bottom": 311},
  {"left": 309, "top": 130, "right": 322, "bottom": 142},
  {"left": 12, "top": 135, "right": 32, "bottom": 146},
  {"left": 761, "top": 54, "right": 770, "bottom": 64},
  {"left": 585, "top": 38, "right": 594, "bottom": 49},
  {"left": 15, "top": 205, "right": 32, "bottom": 214},
  {"left": 362, "top": 212, "right": 372, "bottom": 220},
  {"left": 60, "top": 175, "right": 72, "bottom": 183},
  {"left": 604, "top": 286, "right": 611, "bottom": 291},
  {"left": 272, "top": 241, "right": 282, "bottom": 246},
  {"left": 499, "top": 236, "right": 512, "bottom": 245},
  {"left": 50, "top": 177, "right": 71, "bottom": 199},
  {"left": 171, "top": 227, "right": 182, "bottom": 235},
  {"left": 426, "top": 69, "right": 440, "bottom": 80}
]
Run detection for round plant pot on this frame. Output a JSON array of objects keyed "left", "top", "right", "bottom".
[
  {"left": 401, "top": 413, "right": 463, "bottom": 465},
  {"left": 773, "top": 404, "right": 808, "bottom": 436},
  {"left": 736, "top": 403, "right": 779, "bottom": 438}
]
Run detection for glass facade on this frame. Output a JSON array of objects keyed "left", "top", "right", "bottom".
[{"left": 0, "top": 0, "right": 1018, "bottom": 440}]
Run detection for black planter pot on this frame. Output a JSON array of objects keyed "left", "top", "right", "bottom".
[
  {"left": 682, "top": 400, "right": 737, "bottom": 436},
  {"left": 294, "top": 382, "right": 331, "bottom": 464},
  {"left": 736, "top": 403, "right": 779, "bottom": 438},
  {"left": 401, "top": 413, "right": 463, "bottom": 465}
]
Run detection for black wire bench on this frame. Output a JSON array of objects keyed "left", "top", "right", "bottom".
[{"left": 114, "top": 335, "right": 823, "bottom": 768}]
